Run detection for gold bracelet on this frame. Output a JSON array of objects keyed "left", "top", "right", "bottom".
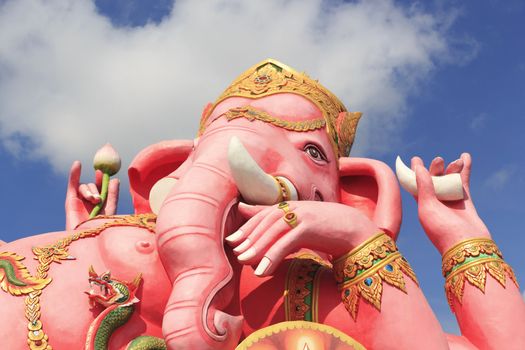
[
  {"left": 333, "top": 233, "right": 418, "bottom": 320},
  {"left": 442, "top": 237, "right": 503, "bottom": 277},
  {"left": 442, "top": 238, "right": 518, "bottom": 311},
  {"left": 333, "top": 232, "right": 397, "bottom": 284}
]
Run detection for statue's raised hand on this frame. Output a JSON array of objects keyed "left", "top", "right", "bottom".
[
  {"left": 226, "top": 201, "right": 379, "bottom": 277},
  {"left": 412, "top": 153, "right": 490, "bottom": 254},
  {"left": 65, "top": 161, "right": 120, "bottom": 230}
]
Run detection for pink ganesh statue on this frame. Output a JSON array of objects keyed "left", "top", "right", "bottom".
[{"left": 0, "top": 59, "right": 524, "bottom": 350}]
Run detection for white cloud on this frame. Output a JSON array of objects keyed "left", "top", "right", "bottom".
[
  {"left": 469, "top": 113, "right": 488, "bottom": 132},
  {"left": 0, "top": 0, "right": 469, "bottom": 179},
  {"left": 484, "top": 166, "right": 517, "bottom": 190}
]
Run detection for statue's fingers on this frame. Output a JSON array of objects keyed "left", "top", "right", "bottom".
[
  {"left": 459, "top": 153, "right": 472, "bottom": 188},
  {"left": 445, "top": 159, "right": 464, "bottom": 174},
  {"left": 236, "top": 220, "right": 287, "bottom": 265},
  {"left": 233, "top": 209, "right": 280, "bottom": 255},
  {"left": 429, "top": 157, "right": 444, "bottom": 176},
  {"left": 253, "top": 231, "right": 301, "bottom": 277},
  {"left": 66, "top": 161, "right": 81, "bottom": 200},
  {"left": 411, "top": 156, "right": 424, "bottom": 171},
  {"left": 104, "top": 178, "right": 120, "bottom": 215},
  {"left": 78, "top": 184, "right": 99, "bottom": 204},
  {"left": 87, "top": 183, "right": 101, "bottom": 202},
  {"left": 237, "top": 202, "right": 268, "bottom": 218},
  {"left": 414, "top": 165, "right": 441, "bottom": 206},
  {"left": 225, "top": 208, "right": 266, "bottom": 245},
  {"left": 95, "top": 169, "right": 103, "bottom": 188},
  {"left": 237, "top": 221, "right": 284, "bottom": 265}
]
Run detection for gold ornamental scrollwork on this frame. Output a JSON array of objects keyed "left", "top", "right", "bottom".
[
  {"left": 441, "top": 237, "right": 503, "bottom": 277},
  {"left": 284, "top": 253, "right": 331, "bottom": 323},
  {"left": 221, "top": 106, "right": 326, "bottom": 132},
  {"left": 442, "top": 237, "right": 518, "bottom": 312},
  {"left": 333, "top": 232, "right": 399, "bottom": 284},
  {"left": 333, "top": 233, "right": 418, "bottom": 320},
  {"left": 200, "top": 59, "right": 361, "bottom": 157}
]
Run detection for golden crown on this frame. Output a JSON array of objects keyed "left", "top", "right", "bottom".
[{"left": 200, "top": 59, "right": 361, "bottom": 157}]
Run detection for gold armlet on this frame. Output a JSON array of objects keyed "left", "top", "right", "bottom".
[
  {"left": 333, "top": 233, "right": 418, "bottom": 320},
  {"left": 442, "top": 237, "right": 519, "bottom": 311}
]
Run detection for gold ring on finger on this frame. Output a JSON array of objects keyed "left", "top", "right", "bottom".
[
  {"left": 283, "top": 212, "right": 298, "bottom": 228},
  {"left": 278, "top": 201, "right": 290, "bottom": 213}
]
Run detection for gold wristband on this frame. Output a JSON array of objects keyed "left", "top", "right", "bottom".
[
  {"left": 334, "top": 232, "right": 418, "bottom": 320},
  {"left": 442, "top": 238, "right": 518, "bottom": 311},
  {"left": 442, "top": 237, "right": 503, "bottom": 277},
  {"left": 333, "top": 232, "right": 397, "bottom": 284}
]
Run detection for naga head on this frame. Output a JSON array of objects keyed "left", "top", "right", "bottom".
[{"left": 85, "top": 265, "right": 142, "bottom": 308}]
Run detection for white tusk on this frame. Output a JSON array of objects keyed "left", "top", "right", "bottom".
[
  {"left": 395, "top": 156, "right": 464, "bottom": 201},
  {"left": 149, "top": 177, "right": 178, "bottom": 214},
  {"left": 228, "top": 137, "right": 297, "bottom": 205}
]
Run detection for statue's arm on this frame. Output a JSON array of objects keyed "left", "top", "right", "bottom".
[
  {"left": 229, "top": 201, "right": 451, "bottom": 349},
  {"left": 413, "top": 154, "right": 525, "bottom": 349}
]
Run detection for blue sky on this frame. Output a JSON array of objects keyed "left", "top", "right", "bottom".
[{"left": 0, "top": 0, "right": 524, "bottom": 335}]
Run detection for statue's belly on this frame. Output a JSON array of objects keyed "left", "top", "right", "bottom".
[
  {"left": 238, "top": 255, "right": 355, "bottom": 339},
  {"left": 0, "top": 217, "right": 169, "bottom": 350}
]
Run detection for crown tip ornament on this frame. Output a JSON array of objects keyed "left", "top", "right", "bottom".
[{"left": 200, "top": 58, "right": 362, "bottom": 157}]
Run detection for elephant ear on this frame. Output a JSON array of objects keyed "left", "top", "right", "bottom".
[
  {"left": 128, "top": 140, "right": 193, "bottom": 214},
  {"left": 339, "top": 157, "right": 402, "bottom": 240}
]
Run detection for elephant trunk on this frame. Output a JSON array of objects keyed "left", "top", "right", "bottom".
[
  {"left": 156, "top": 158, "right": 242, "bottom": 349},
  {"left": 155, "top": 129, "right": 298, "bottom": 349}
]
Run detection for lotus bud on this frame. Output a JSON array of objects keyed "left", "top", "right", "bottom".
[{"left": 93, "top": 143, "right": 121, "bottom": 176}]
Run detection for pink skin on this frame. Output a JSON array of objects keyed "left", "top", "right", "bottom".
[{"left": 412, "top": 154, "right": 525, "bottom": 349}]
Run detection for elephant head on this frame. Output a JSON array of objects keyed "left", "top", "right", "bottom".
[{"left": 128, "top": 59, "right": 401, "bottom": 349}]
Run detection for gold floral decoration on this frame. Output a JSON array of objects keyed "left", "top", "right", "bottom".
[
  {"left": 333, "top": 233, "right": 418, "bottom": 321},
  {"left": 333, "top": 232, "right": 398, "bottom": 284},
  {"left": 441, "top": 237, "right": 503, "bottom": 277},
  {"left": 0, "top": 252, "right": 51, "bottom": 296},
  {"left": 284, "top": 253, "right": 331, "bottom": 323}
]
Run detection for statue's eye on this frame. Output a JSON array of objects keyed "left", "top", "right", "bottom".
[{"left": 304, "top": 144, "right": 327, "bottom": 163}]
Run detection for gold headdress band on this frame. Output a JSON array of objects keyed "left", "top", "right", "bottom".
[{"left": 198, "top": 59, "right": 362, "bottom": 157}]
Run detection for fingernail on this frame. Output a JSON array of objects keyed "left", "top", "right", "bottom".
[
  {"left": 233, "top": 239, "right": 251, "bottom": 253},
  {"left": 225, "top": 230, "right": 243, "bottom": 243},
  {"left": 254, "top": 256, "right": 272, "bottom": 276},
  {"left": 86, "top": 190, "right": 93, "bottom": 197},
  {"left": 238, "top": 247, "right": 256, "bottom": 261},
  {"left": 93, "top": 194, "right": 101, "bottom": 199}
]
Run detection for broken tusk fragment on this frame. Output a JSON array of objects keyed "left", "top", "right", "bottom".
[{"left": 395, "top": 156, "right": 464, "bottom": 201}]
